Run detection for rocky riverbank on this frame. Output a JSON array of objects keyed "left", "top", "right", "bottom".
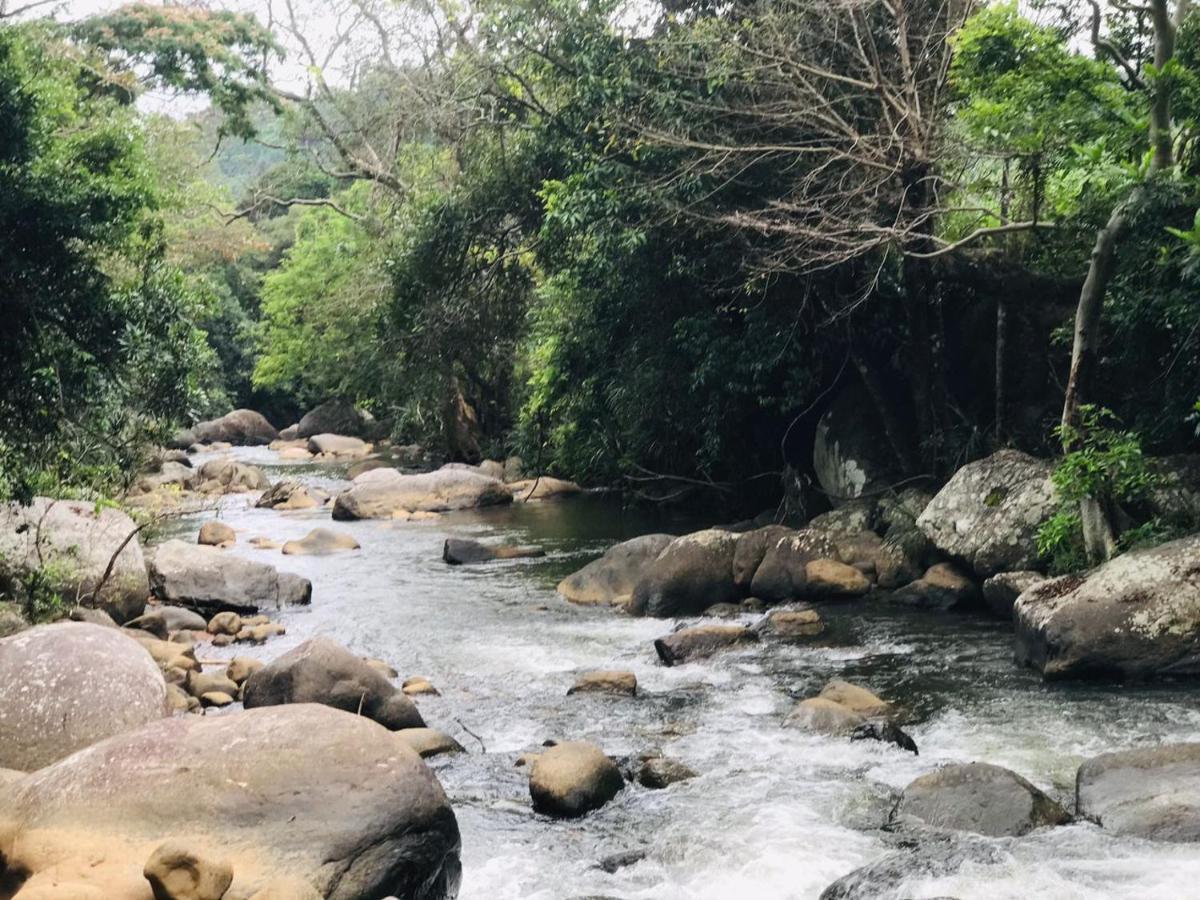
[{"left": 5, "top": 408, "right": 1200, "bottom": 899}]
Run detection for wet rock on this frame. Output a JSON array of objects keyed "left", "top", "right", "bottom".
[
  {"left": 509, "top": 477, "right": 582, "bottom": 501},
  {"left": 197, "top": 521, "right": 235, "bottom": 547},
  {"left": 804, "top": 558, "right": 871, "bottom": 597},
  {"left": 701, "top": 602, "right": 744, "bottom": 618},
  {"left": 732, "top": 525, "right": 793, "bottom": 589},
  {"left": 568, "top": 671, "right": 637, "bottom": 697},
  {"left": 243, "top": 636, "right": 425, "bottom": 730},
  {"left": 296, "top": 397, "right": 371, "bottom": 438},
  {"left": 758, "top": 607, "right": 824, "bottom": 640},
  {"left": 1076, "top": 743, "right": 1200, "bottom": 841},
  {"left": 654, "top": 624, "right": 757, "bottom": 666},
  {"left": 442, "top": 537, "right": 544, "bottom": 565},
  {"left": 784, "top": 698, "right": 867, "bottom": 735},
  {"left": 403, "top": 677, "right": 440, "bottom": 696},
  {"left": 819, "top": 680, "right": 892, "bottom": 717},
  {"left": 187, "top": 458, "right": 270, "bottom": 494},
  {"left": 596, "top": 849, "right": 646, "bottom": 874},
  {"left": 749, "top": 529, "right": 840, "bottom": 602},
  {"left": 850, "top": 721, "right": 918, "bottom": 754},
  {"left": 1014, "top": 535, "right": 1200, "bottom": 680},
  {"left": 0, "top": 622, "right": 167, "bottom": 770},
  {"left": 170, "top": 409, "right": 278, "bottom": 448},
  {"left": 1, "top": 704, "right": 461, "bottom": 900},
  {"left": 888, "top": 562, "right": 979, "bottom": 610},
  {"left": 144, "top": 840, "right": 233, "bottom": 900},
  {"left": 148, "top": 540, "right": 312, "bottom": 615},
  {"left": 200, "top": 690, "right": 234, "bottom": 708},
  {"left": 819, "top": 834, "right": 1002, "bottom": 900},
  {"left": 0, "top": 497, "right": 149, "bottom": 623},
  {"left": 917, "top": 449, "right": 1055, "bottom": 577},
  {"left": 982, "top": 570, "right": 1045, "bottom": 619},
  {"left": 307, "top": 433, "right": 371, "bottom": 458},
  {"left": 333, "top": 467, "right": 513, "bottom": 519},
  {"left": 256, "top": 480, "right": 328, "bottom": 510},
  {"left": 528, "top": 741, "right": 624, "bottom": 818},
  {"left": 892, "top": 762, "right": 1069, "bottom": 836},
  {"left": 397, "top": 728, "right": 465, "bottom": 759},
  {"left": 226, "top": 656, "right": 263, "bottom": 686},
  {"left": 556, "top": 534, "right": 674, "bottom": 607},
  {"left": 628, "top": 529, "right": 740, "bottom": 617},
  {"left": 282, "top": 528, "right": 361, "bottom": 556},
  {"left": 635, "top": 756, "right": 696, "bottom": 789}
]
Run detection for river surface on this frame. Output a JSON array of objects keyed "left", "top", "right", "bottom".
[{"left": 161, "top": 447, "right": 1200, "bottom": 900}]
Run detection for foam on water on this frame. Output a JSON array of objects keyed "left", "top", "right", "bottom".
[{"left": 163, "top": 448, "right": 1200, "bottom": 899}]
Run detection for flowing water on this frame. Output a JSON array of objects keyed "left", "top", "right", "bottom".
[{"left": 163, "top": 448, "right": 1200, "bottom": 900}]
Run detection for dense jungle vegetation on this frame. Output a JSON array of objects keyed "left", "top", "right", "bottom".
[{"left": 4, "top": 0, "right": 1200, "bottom": 568}]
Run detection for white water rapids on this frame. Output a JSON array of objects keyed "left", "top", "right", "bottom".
[{"left": 163, "top": 447, "right": 1200, "bottom": 900}]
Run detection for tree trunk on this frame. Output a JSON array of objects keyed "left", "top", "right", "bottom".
[{"left": 851, "top": 351, "right": 919, "bottom": 476}]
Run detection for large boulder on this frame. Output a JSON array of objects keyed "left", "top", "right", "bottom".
[
  {"left": 243, "top": 637, "right": 424, "bottom": 731},
  {"left": 628, "top": 529, "right": 740, "bottom": 617},
  {"left": 556, "top": 534, "right": 674, "bottom": 607},
  {"left": 297, "top": 398, "right": 369, "bottom": 439},
  {"left": 748, "top": 529, "right": 840, "bottom": 602},
  {"left": 0, "top": 704, "right": 461, "bottom": 899},
  {"left": 147, "top": 540, "right": 312, "bottom": 615},
  {"left": 0, "top": 498, "right": 149, "bottom": 623},
  {"left": 171, "top": 409, "right": 277, "bottom": 448},
  {"left": 307, "top": 434, "right": 371, "bottom": 458},
  {"left": 1076, "top": 743, "right": 1200, "bottom": 841},
  {"left": 813, "top": 381, "right": 899, "bottom": 504},
  {"left": 1014, "top": 535, "right": 1200, "bottom": 680},
  {"left": 891, "top": 762, "right": 1069, "bottom": 837},
  {"left": 731, "top": 525, "right": 793, "bottom": 589},
  {"left": 917, "top": 449, "right": 1055, "bottom": 577},
  {"left": 332, "top": 467, "right": 513, "bottom": 519},
  {"left": 0, "top": 622, "right": 167, "bottom": 771},
  {"left": 528, "top": 741, "right": 624, "bottom": 818}
]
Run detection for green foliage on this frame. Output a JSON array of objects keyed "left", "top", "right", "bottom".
[{"left": 1037, "top": 406, "right": 1163, "bottom": 574}]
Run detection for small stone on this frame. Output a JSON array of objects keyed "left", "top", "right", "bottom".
[
  {"left": 402, "top": 677, "right": 439, "bottom": 696},
  {"left": 762, "top": 608, "right": 824, "bottom": 639},
  {"left": 207, "top": 612, "right": 242, "bottom": 636},
  {"left": 143, "top": 839, "right": 233, "bottom": 900},
  {"left": 365, "top": 658, "right": 399, "bottom": 679},
  {"left": 210, "top": 634, "right": 233, "bottom": 648},
  {"left": 186, "top": 671, "right": 239, "bottom": 700},
  {"left": 200, "top": 691, "right": 234, "bottom": 708},
  {"left": 567, "top": 671, "right": 637, "bottom": 697}
]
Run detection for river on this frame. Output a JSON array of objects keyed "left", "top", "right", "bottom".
[{"left": 159, "top": 447, "right": 1200, "bottom": 900}]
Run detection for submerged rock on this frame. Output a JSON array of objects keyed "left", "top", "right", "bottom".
[
  {"left": 783, "top": 697, "right": 866, "bottom": 736},
  {"left": 0, "top": 704, "right": 461, "bottom": 900},
  {"left": 307, "top": 433, "right": 371, "bottom": 457},
  {"left": 148, "top": 540, "right": 312, "bottom": 615},
  {"left": 243, "top": 636, "right": 425, "bottom": 731},
  {"left": 916, "top": 449, "right": 1055, "bottom": 577},
  {"left": 0, "top": 497, "right": 149, "bottom": 623},
  {"left": 332, "top": 467, "right": 513, "bottom": 519},
  {"left": 170, "top": 409, "right": 278, "bottom": 448},
  {"left": 282, "top": 528, "right": 361, "bottom": 556},
  {"left": 628, "top": 529, "right": 740, "bottom": 617},
  {"left": 820, "top": 834, "right": 1003, "bottom": 900},
  {"left": 1014, "top": 535, "right": 1200, "bottom": 680},
  {"left": 892, "top": 762, "right": 1069, "bottom": 837},
  {"left": 557, "top": 534, "right": 674, "bottom": 607},
  {"left": 568, "top": 670, "right": 637, "bottom": 697},
  {"left": 635, "top": 756, "right": 697, "bottom": 789},
  {"left": 850, "top": 721, "right": 918, "bottom": 754},
  {"left": 1076, "top": 743, "right": 1200, "bottom": 841},
  {"left": 442, "top": 537, "right": 544, "bottom": 565},
  {"left": 654, "top": 624, "right": 756, "bottom": 666},
  {"left": 0, "top": 622, "right": 167, "bottom": 771},
  {"left": 818, "top": 680, "right": 892, "bottom": 717},
  {"left": 528, "top": 741, "right": 624, "bottom": 818}
]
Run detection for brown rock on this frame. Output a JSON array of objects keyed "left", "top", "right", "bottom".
[
  {"left": 528, "top": 741, "right": 624, "bottom": 817},
  {"left": 567, "top": 671, "right": 637, "bottom": 697},
  {"left": 281, "top": 528, "right": 361, "bottom": 556},
  {"left": 762, "top": 608, "right": 825, "bottom": 640},
  {"left": 144, "top": 840, "right": 233, "bottom": 900},
  {"left": 654, "top": 624, "right": 757, "bottom": 666},
  {"left": 226, "top": 657, "right": 263, "bottom": 686},
  {"left": 396, "top": 728, "right": 465, "bottom": 758},
  {"left": 207, "top": 611, "right": 242, "bottom": 636},
  {"left": 804, "top": 558, "right": 871, "bottom": 598},
  {"left": 818, "top": 679, "right": 892, "bottom": 717},
  {"left": 197, "top": 521, "right": 235, "bottom": 547},
  {"left": 783, "top": 697, "right": 866, "bottom": 735},
  {"left": 402, "top": 677, "right": 439, "bottom": 696}
]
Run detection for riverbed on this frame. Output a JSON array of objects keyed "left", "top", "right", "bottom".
[{"left": 162, "top": 447, "right": 1200, "bottom": 900}]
